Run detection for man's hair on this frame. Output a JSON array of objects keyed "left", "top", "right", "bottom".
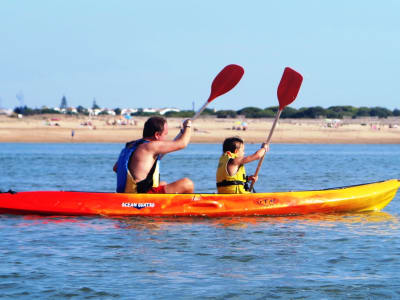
[
  {"left": 223, "top": 137, "right": 244, "bottom": 153},
  {"left": 143, "top": 116, "right": 167, "bottom": 138}
]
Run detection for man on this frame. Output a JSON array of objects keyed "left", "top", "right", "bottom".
[{"left": 113, "top": 116, "right": 194, "bottom": 194}]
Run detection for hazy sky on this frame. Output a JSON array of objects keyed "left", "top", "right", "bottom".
[{"left": 1, "top": 0, "right": 399, "bottom": 111}]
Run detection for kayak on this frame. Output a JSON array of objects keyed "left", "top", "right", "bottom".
[{"left": 0, "top": 179, "right": 399, "bottom": 217}]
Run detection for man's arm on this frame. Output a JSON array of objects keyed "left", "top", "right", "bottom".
[{"left": 150, "top": 120, "right": 192, "bottom": 155}]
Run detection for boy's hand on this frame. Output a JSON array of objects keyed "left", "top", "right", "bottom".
[
  {"left": 247, "top": 175, "right": 258, "bottom": 183},
  {"left": 261, "top": 143, "right": 269, "bottom": 153}
]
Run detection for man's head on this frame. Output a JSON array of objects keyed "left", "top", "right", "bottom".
[
  {"left": 143, "top": 116, "right": 168, "bottom": 140},
  {"left": 223, "top": 137, "right": 244, "bottom": 157}
]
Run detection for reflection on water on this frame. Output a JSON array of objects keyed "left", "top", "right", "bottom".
[{"left": 4, "top": 211, "right": 398, "bottom": 231}]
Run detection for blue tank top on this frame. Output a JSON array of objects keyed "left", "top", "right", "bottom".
[{"left": 116, "top": 139, "right": 148, "bottom": 193}]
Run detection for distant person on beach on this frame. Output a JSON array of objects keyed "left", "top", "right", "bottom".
[
  {"left": 216, "top": 137, "right": 269, "bottom": 194},
  {"left": 241, "top": 121, "right": 248, "bottom": 131},
  {"left": 113, "top": 116, "right": 194, "bottom": 194}
]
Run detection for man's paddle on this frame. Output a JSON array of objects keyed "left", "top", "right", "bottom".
[
  {"left": 192, "top": 64, "right": 244, "bottom": 120},
  {"left": 249, "top": 67, "right": 303, "bottom": 192},
  {"left": 173, "top": 64, "right": 244, "bottom": 140},
  {"left": 160, "top": 64, "right": 244, "bottom": 159}
]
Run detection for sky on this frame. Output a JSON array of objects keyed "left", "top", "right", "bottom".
[{"left": 1, "top": 0, "right": 399, "bottom": 111}]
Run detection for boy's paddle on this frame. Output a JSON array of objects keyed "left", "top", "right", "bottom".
[{"left": 249, "top": 67, "right": 303, "bottom": 192}]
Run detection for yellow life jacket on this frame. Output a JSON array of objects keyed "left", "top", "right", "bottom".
[
  {"left": 216, "top": 152, "right": 249, "bottom": 194},
  {"left": 124, "top": 158, "right": 160, "bottom": 193}
]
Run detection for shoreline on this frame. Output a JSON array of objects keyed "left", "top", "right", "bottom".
[{"left": 0, "top": 115, "right": 399, "bottom": 144}]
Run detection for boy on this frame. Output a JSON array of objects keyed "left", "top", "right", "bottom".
[{"left": 216, "top": 137, "right": 269, "bottom": 194}]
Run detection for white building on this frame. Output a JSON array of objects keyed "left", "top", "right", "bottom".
[
  {"left": 159, "top": 107, "right": 180, "bottom": 115},
  {"left": 121, "top": 108, "right": 138, "bottom": 115},
  {"left": 0, "top": 109, "right": 13, "bottom": 115},
  {"left": 143, "top": 108, "right": 157, "bottom": 113}
]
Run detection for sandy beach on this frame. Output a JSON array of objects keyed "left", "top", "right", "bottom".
[{"left": 0, "top": 115, "right": 399, "bottom": 144}]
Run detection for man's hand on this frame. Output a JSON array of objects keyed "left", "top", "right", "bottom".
[{"left": 182, "top": 119, "right": 192, "bottom": 129}]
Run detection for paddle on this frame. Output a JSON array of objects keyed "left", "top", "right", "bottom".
[
  {"left": 249, "top": 67, "right": 303, "bottom": 192},
  {"left": 159, "top": 64, "right": 244, "bottom": 159},
  {"left": 192, "top": 64, "right": 244, "bottom": 119},
  {"left": 175, "top": 64, "right": 244, "bottom": 137}
]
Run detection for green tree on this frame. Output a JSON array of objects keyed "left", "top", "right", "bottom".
[
  {"left": 355, "top": 107, "right": 371, "bottom": 117},
  {"left": 264, "top": 106, "right": 279, "bottom": 113},
  {"left": 237, "top": 107, "right": 263, "bottom": 118},
  {"left": 114, "top": 108, "right": 121, "bottom": 115},
  {"left": 216, "top": 110, "right": 237, "bottom": 118},
  {"left": 280, "top": 106, "right": 298, "bottom": 118},
  {"left": 325, "top": 109, "right": 342, "bottom": 119},
  {"left": 370, "top": 107, "right": 392, "bottom": 118},
  {"left": 328, "top": 106, "right": 357, "bottom": 118},
  {"left": 40, "top": 108, "right": 60, "bottom": 114},
  {"left": 77, "top": 105, "right": 88, "bottom": 114},
  {"left": 14, "top": 105, "right": 34, "bottom": 116},
  {"left": 201, "top": 108, "right": 216, "bottom": 115},
  {"left": 164, "top": 110, "right": 195, "bottom": 118},
  {"left": 302, "top": 106, "right": 326, "bottom": 119}
]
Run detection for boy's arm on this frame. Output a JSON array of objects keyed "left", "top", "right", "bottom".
[{"left": 234, "top": 143, "right": 269, "bottom": 165}]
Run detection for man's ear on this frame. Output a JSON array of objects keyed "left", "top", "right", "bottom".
[{"left": 154, "top": 131, "right": 162, "bottom": 140}]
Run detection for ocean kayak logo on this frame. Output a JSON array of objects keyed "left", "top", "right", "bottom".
[
  {"left": 256, "top": 198, "right": 278, "bottom": 206},
  {"left": 121, "top": 202, "right": 155, "bottom": 209}
]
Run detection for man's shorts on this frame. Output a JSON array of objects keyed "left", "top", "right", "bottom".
[{"left": 147, "top": 185, "right": 166, "bottom": 194}]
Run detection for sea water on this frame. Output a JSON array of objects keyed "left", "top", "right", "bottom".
[{"left": 0, "top": 143, "right": 400, "bottom": 299}]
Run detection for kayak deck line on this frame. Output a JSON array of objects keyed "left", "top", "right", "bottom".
[
  {"left": 2, "top": 179, "right": 399, "bottom": 195},
  {"left": 0, "top": 179, "right": 399, "bottom": 217}
]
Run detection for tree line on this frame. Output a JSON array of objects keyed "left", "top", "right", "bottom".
[
  {"left": 13, "top": 105, "right": 400, "bottom": 119},
  {"left": 108, "top": 105, "right": 400, "bottom": 119}
]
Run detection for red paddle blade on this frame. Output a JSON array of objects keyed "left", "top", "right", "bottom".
[
  {"left": 207, "top": 64, "right": 244, "bottom": 103},
  {"left": 277, "top": 67, "right": 303, "bottom": 110}
]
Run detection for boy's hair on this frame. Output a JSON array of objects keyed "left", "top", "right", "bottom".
[
  {"left": 223, "top": 137, "right": 244, "bottom": 153},
  {"left": 143, "top": 116, "right": 167, "bottom": 138}
]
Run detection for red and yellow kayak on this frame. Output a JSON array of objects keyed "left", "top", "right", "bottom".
[{"left": 0, "top": 179, "right": 399, "bottom": 217}]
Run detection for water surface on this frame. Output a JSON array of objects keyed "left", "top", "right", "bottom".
[{"left": 1, "top": 143, "right": 399, "bottom": 299}]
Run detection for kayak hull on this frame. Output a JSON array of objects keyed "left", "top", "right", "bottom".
[{"left": 0, "top": 179, "right": 399, "bottom": 217}]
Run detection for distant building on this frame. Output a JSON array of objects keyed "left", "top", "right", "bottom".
[
  {"left": 103, "top": 108, "right": 116, "bottom": 115},
  {"left": 143, "top": 108, "right": 157, "bottom": 113},
  {"left": 88, "top": 108, "right": 102, "bottom": 116},
  {"left": 159, "top": 107, "right": 180, "bottom": 115},
  {"left": 121, "top": 108, "right": 138, "bottom": 115},
  {"left": 67, "top": 107, "right": 78, "bottom": 114},
  {"left": 0, "top": 109, "right": 13, "bottom": 115}
]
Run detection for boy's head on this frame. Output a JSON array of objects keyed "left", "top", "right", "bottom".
[
  {"left": 143, "top": 116, "right": 168, "bottom": 140},
  {"left": 223, "top": 137, "right": 244, "bottom": 156}
]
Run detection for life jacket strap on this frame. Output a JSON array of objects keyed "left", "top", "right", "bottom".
[{"left": 216, "top": 180, "right": 245, "bottom": 187}]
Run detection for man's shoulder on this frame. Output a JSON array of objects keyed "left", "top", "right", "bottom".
[{"left": 135, "top": 140, "right": 158, "bottom": 153}]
